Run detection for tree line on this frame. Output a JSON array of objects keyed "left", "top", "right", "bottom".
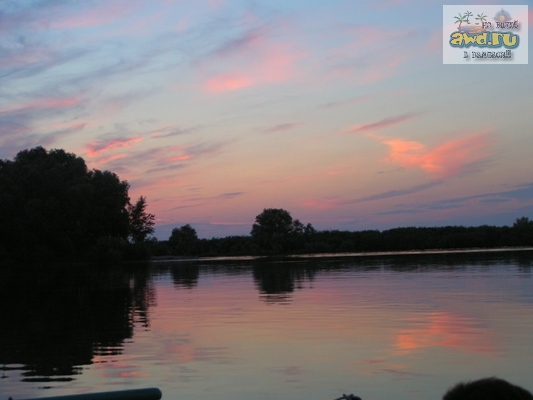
[
  {"left": 2, "top": 147, "right": 532, "bottom": 263},
  {"left": 150, "top": 209, "right": 533, "bottom": 258}
]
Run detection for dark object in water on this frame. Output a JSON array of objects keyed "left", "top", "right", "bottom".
[
  {"left": 444, "top": 377, "right": 533, "bottom": 400},
  {"left": 334, "top": 394, "right": 362, "bottom": 400},
  {"left": 11, "top": 388, "right": 162, "bottom": 400}
]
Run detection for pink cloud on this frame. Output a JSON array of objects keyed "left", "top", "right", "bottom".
[
  {"left": 259, "top": 43, "right": 303, "bottom": 82},
  {"left": 200, "top": 30, "right": 307, "bottom": 93},
  {"left": 344, "top": 25, "right": 410, "bottom": 48},
  {"left": 427, "top": 29, "right": 443, "bottom": 52},
  {"left": 381, "top": 133, "right": 493, "bottom": 178},
  {"left": 210, "top": 221, "right": 250, "bottom": 226},
  {"left": 166, "top": 154, "right": 194, "bottom": 162},
  {"left": 86, "top": 137, "right": 143, "bottom": 157},
  {"left": 35, "top": 97, "right": 80, "bottom": 109},
  {"left": 0, "top": 48, "right": 56, "bottom": 69},
  {"left": 158, "top": 142, "right": 224, "bottom": 164},
  {"left": 46, "top": 3, "right": 136, "bottom": 30},
  {"left": 302, "top": 198, "right": 339, "bottom": 210},
  {"left": 0, "top": 95, "right": 84, "bottom": 114},
  {"left": 264, "top": 122, "right": 302, "bottom": 134},
  {"left": 203, "top": 45, "right": 303, "bottom": 93},
  {"left": 91, "top": 153, "right": 128, "bottom": 165},
  {"left": 205, "top": 75, "right": 254, "bottom": 92}
]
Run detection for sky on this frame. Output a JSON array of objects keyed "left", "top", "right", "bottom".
[{"left": 1, "top": 0, "right": 532, "bottom": 240}]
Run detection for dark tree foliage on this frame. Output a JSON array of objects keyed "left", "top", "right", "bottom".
[
  {"left": 0, "top": 147, "right": 155, "bottom": 262},
  {"left": 169, "top": 224, "right": 199, "bottom": 256},
  {"left": 513, "top": 217, "right": 533, "bottom": 229},
  {"left": 159, "top": 209, "right": 533, "bottom": 258},
  {"left": 128, "top": 196, "right": 155, "bottom": 244},
  {"left": 512, "top": 217, "right": 533, "bottom": 246},
  {"left": 251, "top": 208, "right": 315, "bottom": 253},
  {"left": 85, "top": 169, "right": 130, "bottom": 242}
]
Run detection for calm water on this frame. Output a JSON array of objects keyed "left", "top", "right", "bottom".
[{"left": 1, "top": 251, "right": 533, "bottom": 400}]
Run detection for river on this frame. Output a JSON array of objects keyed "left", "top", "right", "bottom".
[{"left": 1, "top": 250, "right": 532, "bottom": 400}]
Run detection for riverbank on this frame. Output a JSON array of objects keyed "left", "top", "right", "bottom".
[{"left": 151, "top": 246, "right": 533, "bottom": 263}]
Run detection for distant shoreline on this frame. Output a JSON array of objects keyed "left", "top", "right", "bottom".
[{"left": 151, "top": 246, "right": 533, "bottom": 263}]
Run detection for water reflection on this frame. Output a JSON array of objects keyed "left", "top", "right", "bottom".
[
  {"left": 252, "top": 262, "right": 317, "bottom": 304},
  {"left": 394, "top": 311, "right": 495, "bottom": 355},
  {"left": 170, "top": 264, "right": 200, "bottom": 289},
  {"left": 0, "top": 264, "right": 154, "bottom": 384},
  {"left": 328, "top": 250, "right": 533, "bottom": 270},
  {"left": 1, "top": 250, "right": 532, "bottom": 398}
]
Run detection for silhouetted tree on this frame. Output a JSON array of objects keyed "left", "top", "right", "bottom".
[
  {"left": 513, "top": 217, "right": 533, "bottom": 229},
  {"left": 512, "top": 216, "right": 533, "bottom": 245},
  {"left": 128, "top": 196, "right": 155, "bottom": 243},
  {"left": 86, "top": 169, "right": 130, "bottom": 242},
  {"left": 0, "top": 147, "right": 155, "bottom": 261},
  {"left": 251, "top": 208, "right": 314, "bottom": 252},
  {"left": 169, "top": 224, "right": 199, "bottom": 255}
]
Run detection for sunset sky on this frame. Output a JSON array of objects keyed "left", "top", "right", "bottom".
[{"left": 1, "top": 0, "right": 532, "bottom": 239}]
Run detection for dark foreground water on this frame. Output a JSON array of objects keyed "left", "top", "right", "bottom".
[{"left": 1, "top": 251, "right": 533, "bottom": 400}]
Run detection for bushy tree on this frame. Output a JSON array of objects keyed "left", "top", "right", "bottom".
[
  {"left": 85, "top": 169, "right": 131, "bottom": 242},
  {"left": 169, "top": 224, "right": 199, "bottom": 255},
  {"left": 128, "top": 196, "right": 155, "bottom": 244},
  {"left": 251, "top": 208, "right": 314, "bottom": 253},
  {"left": 513, "top": 217, "right": 533, "bottom": 229},
  {"left": 512, "top": 216, "right": 533, "bottom": 245},
  {"left": 0, "top": 147, "right": 155, "bottom": 261}
]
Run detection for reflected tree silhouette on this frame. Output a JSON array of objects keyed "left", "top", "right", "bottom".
[
  {"left": 252, "top": 262, "right": 317, "bottom": 304},
  {"left": 170, "top": 264, "right": 200, "bottom": 289},
  {"left": 0, "top": 264, "right": 154, "bottom": 383}
]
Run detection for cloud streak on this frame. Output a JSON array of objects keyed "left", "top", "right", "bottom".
[
  {"left": 150, "top": 126, "right": 201, "bottom": 139},
  {"left": 172, "top": 191, "right": 246, "bottom": 210},
  {"left": 379, "top": 182, "right": 533, "bottom": 216},
  {"left": 263, "top": 123, "right": 302, "bottom": 134},
  {"left": 0, "top": 122, "right": 86, "bottom": 160},
  {"left": 197, "top": 22, "right": 307, "bottom": 93},
  {"left": 382, "top": 133, "right": 493, "bottom": 178},
  {"left": 86, "top": 137, "right": 144, "bottom": 157},
  {"left": 320, "top": 95, "right": 371, "bottom": 109},
  {"left": 348, "top": 113, "right": 421, "bottom": 134},
  {"left": 0, "top": 95, "right": 86, "bottom": 116},
  {"left": 349, "top": 181, "right": 443, "bottom": 203},
  {"left": 325, "top": 24, "right": 419, "bottom": 85},
  {"left": 202, "top": 42, "right": 304, "bottom": 93}
]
